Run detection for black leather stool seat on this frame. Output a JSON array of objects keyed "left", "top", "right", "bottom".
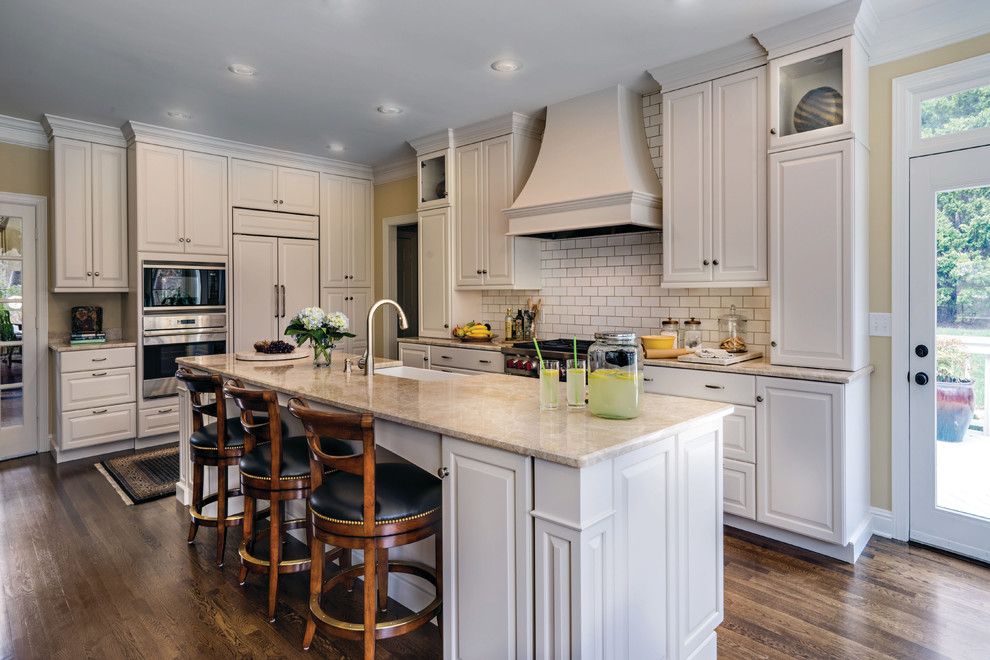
[
  {"left": 309, "top": 463, "right": 441, "bottom": 525},
  {"left": 240, "top": 436, "right": 356, "bottom": 481},
  {"left": 190, "top": 417, "right": 248, "bottom": 451}
]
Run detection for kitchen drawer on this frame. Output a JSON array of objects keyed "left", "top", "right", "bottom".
[
  {"left": 60, "top": 403, "right": 136, "bottom": 451},
  {"left": 643, "top": 366, "right": 755, "bottom": 406},
  {"left": 139, "top": 403, "right": 180, "bottom": 438},
  {"left": 60, "top": 346, "right": 135, "bottom": 373},
  {"left": 723, "top": 458, "right": 756, "bottom": 520},
  {"left": 59, "top": 367, "right": 136, "bottom": 412},
  {"left": 428, "top": 345, "right": 503, "bottom": 373},
  {"left": 723, "top": 405, "right": 756, "bottom": 462}
]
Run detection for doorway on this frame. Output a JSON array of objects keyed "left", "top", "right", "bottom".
[
  {"left": 909, "top": 145, "right": 990, "bottom": 562},
  {"left": 382, "top": 213, "right": 418, "bottom": 359},
  {"left": 0, "top": 195, "right": 43, "bottom": 461}
]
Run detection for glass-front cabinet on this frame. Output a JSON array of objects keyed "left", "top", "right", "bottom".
[
  {"left": 418, "top": 149, "right": 450, "bottom": 210},
  {"left": 769, "top": 37, "right": 864, "bottom": 151}
]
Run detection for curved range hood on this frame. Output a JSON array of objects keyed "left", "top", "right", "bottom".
[{"left": 505, "top": 85, "right": 661, "bottom": 239}]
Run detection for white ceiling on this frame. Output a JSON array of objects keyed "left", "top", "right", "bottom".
[{"left": 0, "top": 0, "right": 975, "bottom": 166}]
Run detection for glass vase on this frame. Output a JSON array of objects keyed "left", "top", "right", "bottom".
[{"left": 313, "top": 342, "right": 334, "bottom": 368}]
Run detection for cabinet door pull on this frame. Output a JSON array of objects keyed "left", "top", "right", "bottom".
[
  {"left": 94, "top": 272, "right": 100, "bottom": 277},
  {"left": 87, "top": 271, "right": 93, "bottom": 276},
  {"left": 280, "top": 285, "right": 286, "bottom": 317},
  {"left": 770, "top": 340, "right": 777, "bottom": 348},
  {"left": 274, "top": 285, "right": 280, "bottom": 318},
  {"left": 91, "top": 357, "right": 108, "bottom": 362},
  {"left": 91, "top": 371, "right": 108, "bottom": 377},
  {"left": 476, "top": 269, "right": 482, "bottom": 275},
  {"left": 279, "top": 199, "right": 284, "bottom": 205},
  {"left": 756, "top": 395, "right": 764, "bottom": 403},
  {"left": 478, "top": 359, "right": 492, "bottom": 364},
  {"left": 704, "top": 384, "right": 724, "bottom": 390},
  {"left": 644, "top": 377, "right": 654, "bottom": 382},
  {"left": 439, "top": 355, "right": 452, "bottom": 360},
  {"left": 91, "top": 408, "right": 109, "bottom": 415},
  {"left": 702, "top": 259, "right": 710, "bottom": 266},
  {"left": 770, "top": 128, "right": 777, "bottom": 135},
  {"left": 273, "top": 199, "right": 278, "bottom": 204},
  {"left": 157, "top": 408, "right": 175, "bottom": 414},
  {"left": 711, "top": 259, "right": 719, "bottom": 266},
  {"left": 482, "top": 269, "right": 488, "bottom": 274},
  {"left": 437, "top": 467, "right": 449, "bottom": 479}
]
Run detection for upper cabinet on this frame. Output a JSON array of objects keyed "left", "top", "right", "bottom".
[
  {"left": 768, "top": 36, "right": 867, "bottom": 152},
  {"left": 51, "top": 136, "right": 128, "bottom": 292},
  {"left": 454, "top": 133, "right": 541, "bottom": 290},
  {"left": 132, "top": 143, "right": 228, "bottom": 255},
  {"left": 662, "top": 66, "right": 767, "bottom": 288},
  {"left": 320, "top": 174, "right": 373, "bottom": 289},
  {"left": 231, "top": 159, "right": 320, "bottom": 215},
  {"left": 418, "top": 149, "right": 450, "bottom": 210}
]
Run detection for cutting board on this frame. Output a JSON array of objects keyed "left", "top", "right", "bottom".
[
  {"left": 676, "top": 351, "right": 763, "bottom": 366},
  {"left": 235, "top": 350, "right": 310, "bottom": 362}
]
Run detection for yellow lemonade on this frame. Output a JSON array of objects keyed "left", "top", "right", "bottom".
[{"left": 588, "top": 369, "right": 641, "bottom": 419}]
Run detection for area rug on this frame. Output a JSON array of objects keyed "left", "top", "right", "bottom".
[{"left": 96, "top": 443, "right": 180, "bottom": 505}]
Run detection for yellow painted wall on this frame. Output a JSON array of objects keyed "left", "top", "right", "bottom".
[
  {"left": 372, "top": 175, "right": 418, "bottom": 353},
  {"left": 867, "top": 33, "right": 990, "bottom": 509}
]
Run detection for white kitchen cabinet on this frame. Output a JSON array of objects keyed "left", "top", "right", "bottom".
[
  {"left": 320, "top": 287, "right": 371, "bottom": 355},
  {"left": 442, "top": 436, "right": 533, "bottom": 660},
  {"left": 231, "top": 159, "right": 320, "bottom": 215},
  {"left": 662, "top": 67, "right": 767, "bottom": 288},
  {"left": 722, "top": 405, "right": 756, "bottom": 463},
  {"left": 723, "top": 458, "right": 756, "bottom": 520},
  {"left": 320, "top": 174, "right": 373, "bottom": 288},
  {"left": 51, "top": 137, "right": 128, "bottom": 291},
  {"left": 59, "top": 367, "right": 136, "bottom": 412},
  {"left": 454, "top": 135, "right": 541, "bottom": 289},
  {"left": 399, "top": 342, "right": 430, "bottom": 369},
  {"left": 183, "top": 151, "right": 228, "bottom": 255},
  {"left": 418, "top": 207, "right": 482, "bottom": 338},
  {"left": 232, "top": 234, "right": 319, "bottom": 351},
  {"left": 138, "top": 399, "right": 180, "bottom": 438},
  {"left": 428, "top": 344, "right": 503, "bottom": 374},
  {"left": 769, "top": 138, "right": 867, "bottom": 371},
  {"left": 133, "top": 143, "right": 229, "bottom": 256},
  {"left": 418, "top": 149, "right": 450, "bottom": 210}
]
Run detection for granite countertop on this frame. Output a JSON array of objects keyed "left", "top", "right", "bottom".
[
  {"left": 643, "top": 356, "right": 873, "bottom": 384},
  {"left": 398, "top": 336, "right": 514, "bottom": 352},
  {"left": 49, "top": 339, "right": 137, "bottom": 353},
  {"left": 177, "top": 352, "right": 732, "bottom": 468}
]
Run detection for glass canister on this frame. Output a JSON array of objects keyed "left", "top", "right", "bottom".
[
  {"left": 587, "top": 332, "right": 643, "bottom": 419},
  {"left": 660, "top": 317, "right": 679, "bottom": 348},
  {"left": 718, "top": 305, "right": 748, "bottom": 353},
  {"left": 683, "top": 317, "right": 703, "bottom": 349}
]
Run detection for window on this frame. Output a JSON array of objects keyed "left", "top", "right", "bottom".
[{"left": 920, "top": 84, "right": 990, "bottom": 138}]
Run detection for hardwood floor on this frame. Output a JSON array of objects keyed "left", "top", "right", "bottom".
[{"left": 2, "top": 450, "right": 989, "bottom": 659}]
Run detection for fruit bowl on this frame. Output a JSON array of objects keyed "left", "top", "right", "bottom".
[
  {"left": 459, "top": 334, "right": 497, "bottom": 343},
  {"left": 452, "top": 321, "right": 495, "bottom": 342}
]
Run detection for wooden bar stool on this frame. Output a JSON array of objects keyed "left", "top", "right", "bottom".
[
  {"left": 176, "top": 368, "right": 248, "bottom": 567},
  {"left": 224, "top": 383, "right": 353, "bottom": 623},
  {"left": 288, "top": 398, "right": 442, "bottom": 658}
]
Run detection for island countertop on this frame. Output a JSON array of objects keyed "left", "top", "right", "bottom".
[{"left": 177, "top": 353, "right": 733, "bottom": 468}]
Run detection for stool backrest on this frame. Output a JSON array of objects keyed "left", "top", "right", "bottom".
[
  {"left": 175, "top": 368, "right": 228, "bottom": 449},
  {"left": 287, "top": 398, "right": 376, "bottom": 535},
  {"left": 222, "top": 383, "right": 284, "bottom": 477}
]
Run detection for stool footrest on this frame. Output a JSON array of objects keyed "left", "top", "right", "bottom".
[
  {"left": 238, "top": 517, "right": 314, "bottom": 573},
  {"left": 189, "top": 488, "right": 248, "bottom": 526}
]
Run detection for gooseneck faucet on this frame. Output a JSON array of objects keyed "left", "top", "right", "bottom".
[{"left": 360, "top": 299, "right": 409, "bottom": 376}]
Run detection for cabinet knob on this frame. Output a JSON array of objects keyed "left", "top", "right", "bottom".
[
  {"left": 279, "top": 200, "right": 284, "bottom": 204},
  {"left": 437, "top": 467, "right": 449, "bottom": 479},
  {"left": 702, "top": 259, "right": 710, "bottom": 266},
  {"left": 914, "top": 372, "right": 930, "bottom": 386},
  {"left": 756, "top": 395, "right": 764, "bottom": 403},
  {"left": 712, "top": 259, "right": 719, "bottom": 266},
  {"left": 186, "top": 237, "right": 191, "bottom": 243},
  {"left": 443, "top": 324, "right": 449, "bottom": 329},
  {"left": 770, "top": 340, "right": 777, "bottom": 348},
  {"left": 482, "top": 269, "right": 488, "bottom": 274},
  {"left": 86, "top": 271, "right": 92, "bottom": 276},
  {"left": 94, "top": 272, "right": 100, "bottom": 277},
  {"left": 178, "top": 238, "right": 184, "bottom": 243},
  {"left": 476, "top": 269, "right": 482, "bottom": 275},
  {"left": 770, "top": 128, "right": 777, "bottom": 135},
  {"left": 273, "top": 199, "right": 278, "bottom": 204}
]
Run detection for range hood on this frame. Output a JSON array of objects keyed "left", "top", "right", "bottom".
[{"left": 506, "top": 85, "right": 661, "bottom": 239}]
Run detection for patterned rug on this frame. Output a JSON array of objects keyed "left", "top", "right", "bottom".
[{"left": 96, "top": 444, "right": 180, "bottom": 505}]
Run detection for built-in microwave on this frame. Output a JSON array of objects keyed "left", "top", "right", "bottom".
[{"left": 142, "top": 262, "right": 226, "bottom": 312}]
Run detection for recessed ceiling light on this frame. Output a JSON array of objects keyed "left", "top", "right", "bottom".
[
  {"left": 490, "top": 59, "right": 523, "bottom": 73},
  {"left": 377, "top": 104, "right": 403, "bottom": 115},
  {"left": 327, "top": 142, "right": 345, "bottom": 153},
  {"left": 167, "top": 110, "right": 191, "bottom": 120},
  {"left": 227, "top": 63, "right": 257, "bottom": 77}
]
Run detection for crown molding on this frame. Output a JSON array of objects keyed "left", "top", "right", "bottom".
[
  {"left": 870, "top": 0, "right": 990, "bottom": 65},
  {"left": 755, "top": 0, "right": 876, "bottom": 60},
  {"left": 453, "top": 112, "right": 545, "bottom": 147},
  {"left": 42, "top": 114, "right": 126, "bottom": 148},
  {"left": 408, "top": 128, "right": 454, "bottom": 156},
  {"left": 373, "top": 157, "right": 417, "bottom": 185},
  {"left": 0, "top": 115, "right": 48, "bottom": 150},
  {"left": 122, "top": 121, "right": 373, "bottom": 179},
  {"left": 505, "top": 190, "right": 661, "bottom": 219},
  {"left": 649, "top": 37, "right": 768, "bottom": 92}
]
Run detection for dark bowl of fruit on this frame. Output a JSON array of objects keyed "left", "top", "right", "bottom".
[{"left": 253, "top": 340, "right": 296, "bottom": 354}]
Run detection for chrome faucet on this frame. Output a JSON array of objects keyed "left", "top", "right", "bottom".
[{"left": 360, "top": 299, "right": 409, "bottom": 376}]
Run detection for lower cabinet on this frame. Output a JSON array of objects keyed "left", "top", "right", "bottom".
[
  {"left": 399, "top": 342, "right": 430, "bottom": 368},
  {"left": 138, "top": 399, "right": 180, "bottom": 438},
  {"left": 441, "top": 436, "right": 533, "bottom": 660},
  {"left": 60, "top": 403, "right": 136, "bottom": 451}
]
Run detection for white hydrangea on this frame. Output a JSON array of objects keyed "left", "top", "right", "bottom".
[
  {"left": 326, "top": 311, "right": 349, "bottom": 331},
  {"left": 296, "top": 306, "right": 327, "bottom": 331}
]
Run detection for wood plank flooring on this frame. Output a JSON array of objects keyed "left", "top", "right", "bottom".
[{"left": 2, "top": 450, "right": 989, "bottom": 658}]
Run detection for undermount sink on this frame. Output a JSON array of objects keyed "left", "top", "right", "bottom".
[{"left": 375, "top": 366, "right": 465, "bottom": 382}]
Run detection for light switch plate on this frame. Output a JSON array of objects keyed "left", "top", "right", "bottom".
[{"left": 869, "top": 312, "right": 891, "bottom": 337}]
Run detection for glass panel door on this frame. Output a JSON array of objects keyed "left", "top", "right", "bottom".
[
  {"left": 910, "top": 145, "right": 990, "bottom": 562},
  {"left": 0, "top": 209, "right": 36, "bottom": 461}
]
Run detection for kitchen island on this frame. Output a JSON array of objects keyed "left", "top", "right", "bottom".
[{"left": 176, "top": 352, "right": 732, "bottom": 659}]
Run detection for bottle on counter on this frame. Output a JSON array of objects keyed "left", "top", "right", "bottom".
[
  {"left": 514, "top": 310, "right": 524, "bottom": 340},
  {"left": 504, "top": 308, "right": 514, "bottom": 340}
]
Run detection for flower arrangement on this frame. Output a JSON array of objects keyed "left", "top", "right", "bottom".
[{"left": 284, "top": 306, "right": 355, "bottom": 367}]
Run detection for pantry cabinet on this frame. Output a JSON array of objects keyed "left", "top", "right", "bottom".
[
  {"left": 769, "top": 138, "right": 867, "bottom": 371},
  {"left": 231, "top": 159, "right": 320, "bottom": 214},
  {"left": 320, "top": 174, "right": 373, "bottom": 288},
  {"left": 662, "top": 66, "right": 767, "bottom": 288},
  {"left": 51, "top": 137, "right": 128, "bottom": 291},
  {"left": 418, "top": 207, "right": 483, "bottom": 338},
  {"left": 132, "top": 143, "right": 228, "bottom": 255},
  {"left": 454, "top": 135, "right": 540, "bottom": 289}
]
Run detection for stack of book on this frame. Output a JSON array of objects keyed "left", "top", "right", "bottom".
[{"left": 70, "top": 332, "right": 107, "bottom": 345}]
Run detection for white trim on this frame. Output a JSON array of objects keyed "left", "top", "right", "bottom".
[
  {"left": 373, "top": 157, "right": 417, "bottom": 184},
  {"left": 870, "top": 0, "right": 990, "bottom": 65},
  {"left": 42, "top": 114, "right": 126, "bottom": 148},
  {"left": 754, "top": 0, "right": 876, "bottom": 60},
  {"left": 0, "top": 115, "right": 48, "bottom": 150},
  {"left": 724, "top": 514, "right": 871, "bottom": 563},
  {"left": 381, "top": 213, "right": 418, "bottom": 359},
  {"left": 890, "top": 52, "right": 990, "bottom": 543},
  {"left": 408, "top": 128, "right": 454, "bottom": 155},
  {"left": 648, "top": 38, "right": 767, "bottom": 93},
  {"left": 122, "top": 121, "right": 373, "bottom": 180},
  {"left": 870, "top": 507, "right": 894, "bottom": 539},
  {"left": 452, "top": 112, "right": 544, "bottom": 147}
]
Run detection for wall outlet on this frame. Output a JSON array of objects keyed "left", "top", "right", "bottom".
[{"left": 869, "top": 312, "right": 891, "bottom": 337}]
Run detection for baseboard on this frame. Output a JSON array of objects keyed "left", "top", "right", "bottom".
[
  {"left": 135, "top": 432, "right": 178, "bottom": 450},
  {"left": 52, "top": 438, "right": 135, "bottom": 464},
  {"left": 724, "top": 514, "right": 869, "bottom": 563},
  {"left": 870, "top": 507, "right": 894, "bottom": 539}
]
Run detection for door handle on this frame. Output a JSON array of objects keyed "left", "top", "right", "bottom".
[
  {"left": 274, "top": 285, "right": 280, "bottom": 318},
  {"left": 280, "top": 285, "right": 286, "bottom": 318},
  {"left": 915, "top": 344, "right": 929, "bottom": 358},
  {"left": 914, "top": 372, "right": 929, "bottom": 386}
]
